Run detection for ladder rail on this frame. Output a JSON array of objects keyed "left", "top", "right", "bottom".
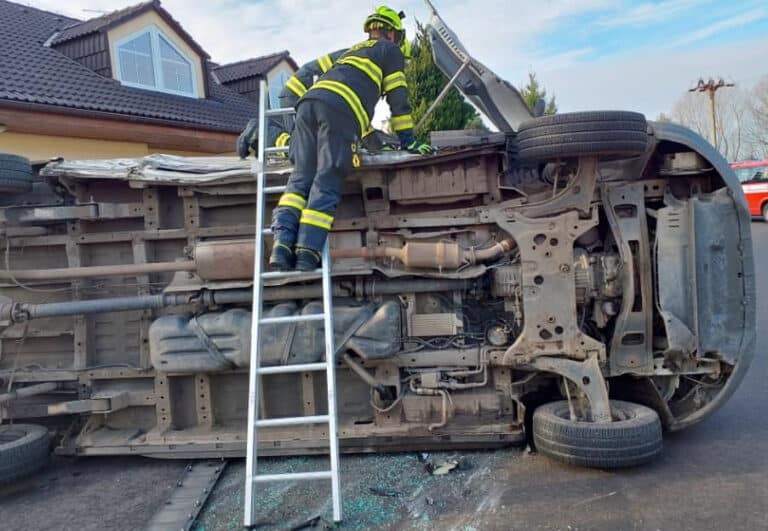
[
  {"left": 243, "top": 81, "right": 269, "bottom": 527},
  {"left": 243, "top": 80, "right": 342, "bottom": 527},
  {"left": 322, "top": 241, "right": 343, "bottom": 522}
]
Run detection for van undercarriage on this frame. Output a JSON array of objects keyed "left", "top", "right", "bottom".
[{"left": 0, "top": 116, "right": 755, "bottom": 468}]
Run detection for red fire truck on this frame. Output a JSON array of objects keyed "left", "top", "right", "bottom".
[{"left": 733, "top": 160, "right": 768, "bottom": 220}]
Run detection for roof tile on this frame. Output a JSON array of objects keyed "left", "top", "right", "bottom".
[
  {"left": 52, "top": 1, "right": 156, "bottom": 45},
  {"left": 0, "top": 0, "right": 257, "bottom": 132},
  {"left": 214, "top": 51, "right": 295, "bottom": 84}
]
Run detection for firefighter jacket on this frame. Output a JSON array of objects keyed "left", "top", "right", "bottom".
[
  {"left": 301, "top": 37, "right": 415, "bottom": 148},
  {"left": 280, "top": 49, "right": 348, "bottom": 104},
  {"left": 267, "top": 50, "right": 346, "bottom": 148}
]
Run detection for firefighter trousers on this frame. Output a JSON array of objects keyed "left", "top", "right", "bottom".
[{"left": 271, "top": 99, "right": 358, "bottom": 252}]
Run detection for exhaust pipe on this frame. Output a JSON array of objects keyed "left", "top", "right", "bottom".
[
  {"left": 0, "top": 239, "right": 515, "bottom": 283},
  {"left": 194, "top": 239, "right": 515, "bottom": 279}
]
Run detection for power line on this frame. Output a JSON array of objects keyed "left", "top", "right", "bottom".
[{"left": 688, "top": 77, "right": 735, "bottom": 146}]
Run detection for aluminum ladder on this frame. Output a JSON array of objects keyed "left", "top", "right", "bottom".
[{"left": 243, "top": 80, "right": 342, "bottom": 527}]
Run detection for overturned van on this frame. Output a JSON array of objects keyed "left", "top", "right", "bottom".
[{"left": 0, "top": 8, "right": 755, "bottom": 475}]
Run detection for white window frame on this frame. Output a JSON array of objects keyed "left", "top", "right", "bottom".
[
  {"left": 268, "top": 67, "right": 292, "bottom": 109},
  {"left": 113, "top": 24, "right": 199, "bottom": 98}
]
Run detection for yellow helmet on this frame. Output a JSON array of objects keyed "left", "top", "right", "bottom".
[
  {"left": 363, "top": 5, "right": 404, "bottom": 32},
  {"left": 364, "top": 6, "right": 410, "bottom": 58}
]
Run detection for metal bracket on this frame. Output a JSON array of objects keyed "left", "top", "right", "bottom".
[
  {"left": 530, "top": 354, "right": 611, "bottom": 423},
  {"left": 602, "top": 181, "right": 654, "bottom": 375},
  {"left": 496, "top": 209, "right": 605, "bottom": 364},
  {"left": 45, "top": 391, "right": 136, "bottom": 416},
  {"left": 0, "top": 203, "right": 143, "bottom": 224}
]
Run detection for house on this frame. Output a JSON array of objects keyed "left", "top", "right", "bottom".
[
  {"left": 0, "top": 0, "right": 297, "bottom": 162},
  {"left": 213, "top": 51, "right": 297, "bottom": 108}
]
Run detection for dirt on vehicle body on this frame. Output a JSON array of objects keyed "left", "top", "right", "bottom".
[{"left": 0, "top": 9, "right": 755, "bottom": 472}]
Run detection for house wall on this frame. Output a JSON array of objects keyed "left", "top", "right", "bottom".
[
  {"left": 107, "top": 11, "right": 207, "bottom": 98},
  {"left": 52, "top": 33, "right": 112, "bottom": 77},
  {"left": 223, "top": 77, "right": 261, "bottom": 104},
  {"left": 0, "top": 131, "right": 227, "bottom": 163},
  {"left": 0, "top": 107, "right": 238, "bottom": 158},
  {"left": 221, "top": 60, "right": 298, "bottom": 105}
]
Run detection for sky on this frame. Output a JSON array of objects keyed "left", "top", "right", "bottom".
[{"left": 22, "top": 0, "right": 768, "bottom": 121}]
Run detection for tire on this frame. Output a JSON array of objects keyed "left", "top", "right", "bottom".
[
  {"left": 533, "top": 400, "right": 662, "bottom": 469},
  {"left": 0, "top": 424, "right": 50, "bottom": 483},
  {"left": 762, "top": 203, "right": 768, "bottom": 222},
  {"left": 0, "top": 153, "right": 33, "bottom": 194},
  {"left": 516, "top": 111, "right": 649, "bottom": 162}
]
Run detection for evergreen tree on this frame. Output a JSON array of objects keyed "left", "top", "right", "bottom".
[
  {"left": 520, "top": 72, "right": 558, "bottom": 115},
  {"left": 465, "top": 114, "right": 489, "bottom": 131},
  {"left": 404, "top": 22, "right": 480, "bottom": 143}
]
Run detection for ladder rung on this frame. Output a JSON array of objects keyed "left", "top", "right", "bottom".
[
  {"left": 258, "top": 362, "right": 327, "bottom": 375},
  {"left": 260, "top": 313, "right": 325, "bottom": 325},
  {"left": 265, "top": 108, "right": 296, "bottom": 117},
  {"left": 256, "top": 414, "right": 329, "bottom": 428},
  {"left": 262, "top": 269, "right": 322, "bottom": 280},
  {"left": 264, "top": 186, "right": 286, "bottom": 194},
  {"left": 266, "top": 146, "right": 289, "bottom": 154},
  {"left": 253, "top": 471, "right": 332, "bottom": 483}
]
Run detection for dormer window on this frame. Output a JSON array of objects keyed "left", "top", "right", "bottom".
[{"left": 114, "top": 26, "right": 197, "bottom": 97}]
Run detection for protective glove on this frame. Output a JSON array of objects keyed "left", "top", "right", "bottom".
[
  {"left": 236, "top": 118, "right": 259, "bottom": 159},
  {"left": 407, "top": 141, "right": 437, "bottom": 155}
]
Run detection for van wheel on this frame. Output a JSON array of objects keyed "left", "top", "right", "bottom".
[
  {"left": 516, "top": 111, "right": 649, "bottom": 162},
  {"left": 533, "top": 400, "right": 662, "bottom": 469},
  {"left": 0, "top": 424, "right": 50, "bottom": 484},
  {"left": 0, "top": 153, "right": 33, "bottom": 194}
]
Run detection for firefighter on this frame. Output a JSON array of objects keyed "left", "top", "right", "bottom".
[
  {"left": 237, "top": 36, "right": 411, "bottom": 157},
  {"left": 236, "top": 49, "right": 348, "bottom": 158},
  {"left": 270, "top": 5, "right": 434, "bottom": 271}
]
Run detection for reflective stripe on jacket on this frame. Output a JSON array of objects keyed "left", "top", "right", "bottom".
[
  {"left": 280, "top": 49, "right": 348, "bottom": 102},
  {"left": 301, "top": 38, "right": 414, "bottom": 140}
]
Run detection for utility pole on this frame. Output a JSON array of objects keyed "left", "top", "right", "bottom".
[{"left": 689, "top": 78, "right": 735, "bottom": 146}]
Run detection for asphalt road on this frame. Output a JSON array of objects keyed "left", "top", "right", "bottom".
[{"left": 1, "top": 223, "right": 766, "bottom": 531}]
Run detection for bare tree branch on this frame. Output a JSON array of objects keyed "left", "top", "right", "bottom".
[{"left": 669, "top": 86, "right": 757, "bottom": 161}]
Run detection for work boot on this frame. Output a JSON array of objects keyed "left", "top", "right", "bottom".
[
  {"left": 269, "top": 242, "right": 294, "bottom": 271},
  {"left": 294, "top": 247, "right": 321, "bottom": 272}
]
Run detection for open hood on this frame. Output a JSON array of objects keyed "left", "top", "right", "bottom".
[{"left": 425, "top": 0, "right": 533, "bottom": 132}]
